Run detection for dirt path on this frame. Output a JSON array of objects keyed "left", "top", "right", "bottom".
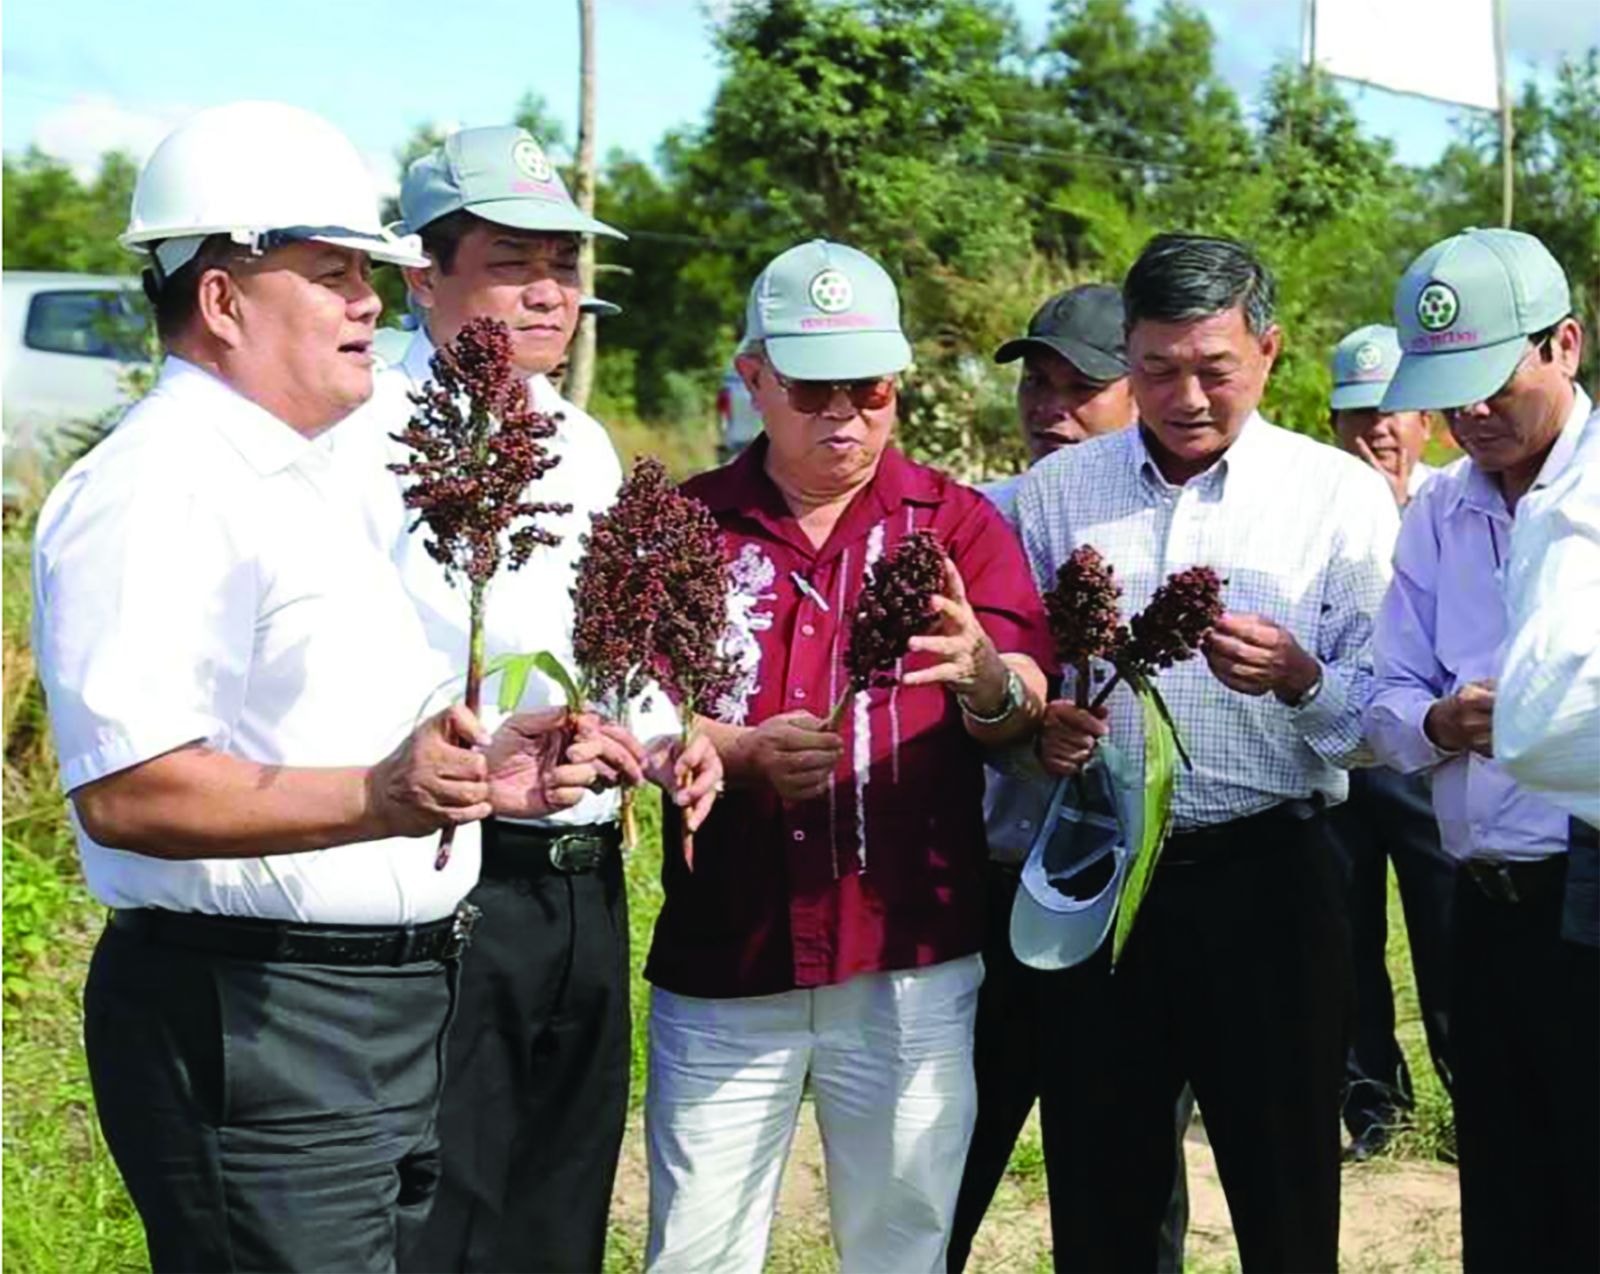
[{"left": 609, "top": 1102, "right": 1461, "bottom": 1273}]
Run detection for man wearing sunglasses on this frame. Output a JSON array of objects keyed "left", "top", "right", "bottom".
[
  {"left": 1365, "top": 227, "right": 1593, "bottom": 1273},
  {"left": 641, "top": 240, "right": 1054, "bottom": 1272}
]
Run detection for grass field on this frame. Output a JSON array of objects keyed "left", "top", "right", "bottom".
[{"left": 1, "top": 488, "right": 1459, "bottom": 1272}]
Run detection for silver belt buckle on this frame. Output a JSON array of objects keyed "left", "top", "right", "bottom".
[
  {"left": 448, "top": 901, "right": 481, "bottom": 955},
  {"left": 549, "top": 833, "right": 605, "bottom": 874}
]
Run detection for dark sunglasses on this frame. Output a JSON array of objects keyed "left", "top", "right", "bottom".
[{"left": 772, "top": 369, "right": 897, "bottom": 414}]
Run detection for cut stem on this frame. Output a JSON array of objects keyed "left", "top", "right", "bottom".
[
  {"left": 1090, "top": 670, "right": 1123, "bottom": 711},
  {"left": 435, "top": 586, "right": 486, "bottom": 871},
  {"left": 680, "top": 710, "right": 697, "bottom": 872},
  {"left": 822, "top": 688, "right": 853, "bottom": 732}
]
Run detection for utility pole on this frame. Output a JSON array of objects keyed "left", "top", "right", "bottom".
[
  {"left": 568, "top": 0, "right": 599, "bottom": 409},
  {"left": 1494, "top": 0, "right": 1514, "bottom": 226}
]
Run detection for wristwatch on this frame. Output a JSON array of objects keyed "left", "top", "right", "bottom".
[
  {"left": 959, "top": 667, "right": 1024, "bottom": 725},
  {"left": 1286, "top": 666, "right": 1326, "bottom": 711}
]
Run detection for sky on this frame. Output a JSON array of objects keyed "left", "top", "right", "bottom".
[{"left": 3, "top": 0, "right": 1596, "bottom": 194}]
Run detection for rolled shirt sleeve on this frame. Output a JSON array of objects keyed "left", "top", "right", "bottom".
[
  {"left": 33, "top": 463, "right": 256, "bottom": 794},
  {"left": 1365, "top": 489, "right": 1457, "bottom": 776}
]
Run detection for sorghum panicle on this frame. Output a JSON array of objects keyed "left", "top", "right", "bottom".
[
  {"left": 1044, "top": 544, "right": 1129, "bottom": 669},
  {"left": 389, "top": 317, "right": 572, "bottom": 588},
  {"left": 572, "top": 457, "right": 738, "bottom": 715},
  {"left": 843, "top": 530, "right": 945, "bottom": 695},
  {"left": 1122, "top": 565, "right": 1226, "bottom": 676}
]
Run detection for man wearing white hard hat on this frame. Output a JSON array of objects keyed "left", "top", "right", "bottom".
[
  {"left": 30, "top": 101, "right": 605, "bottom": 1273},
  {"left": 335, "top": 124, "right": 723, "bottom": 1274},
  {"left": 1364, "top": 227, "right": 1594, "bottom": 1272}
]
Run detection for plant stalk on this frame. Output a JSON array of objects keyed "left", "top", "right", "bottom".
[{"left": 435, "top": 586, "right": 486, "bottom": 871}]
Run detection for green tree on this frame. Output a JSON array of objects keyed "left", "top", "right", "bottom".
[
  {"left": 1038, "top": 0, "right": 1253, "bottom": 232},
  {"left": 2, "top": 149, "right": 141, "bottom": 276}
]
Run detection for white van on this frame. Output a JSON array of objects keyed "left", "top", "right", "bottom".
[{"left": 3, "top": 271, "right": 151, "bottom": 500}]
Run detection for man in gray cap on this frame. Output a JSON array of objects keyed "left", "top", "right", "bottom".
[
  {"left": 1365, "top": 227, "right": 1593, "bottom": 1272},
  {"left": 645, "top": 239, "right": 1053, "bottom": 1272},
  {"left": 342, "top": 124, "right": 724, "bottom": 1273},
  {"left": 1324, "top": 323, "right": 1457, "bottom": 1161}
]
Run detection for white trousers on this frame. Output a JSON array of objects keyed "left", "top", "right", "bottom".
[{"left": 644, "top": 955, "right": 983, "bottom": 1274}]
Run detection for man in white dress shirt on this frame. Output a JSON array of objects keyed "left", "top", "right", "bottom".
[
  {"left": 31, "top": 103, "right": 612, "bottom": 1274},
  {"left": 342, "top": 125, "right": 722, "bottom": 1274},
  {"left": 1018, "top": 233, "right": 1398, "bottom": 1271}
]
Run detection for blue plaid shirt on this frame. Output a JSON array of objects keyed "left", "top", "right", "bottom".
[{"left": 1012, "top": 416, "right": 1399, "bottom": 832}]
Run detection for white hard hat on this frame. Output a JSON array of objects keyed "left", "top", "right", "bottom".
[{"left": 122, "top": 100, "right": 427, "bottom": 275}]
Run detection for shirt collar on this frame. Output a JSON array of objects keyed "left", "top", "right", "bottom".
[
  {"left": 698, "top": 436, "right": 939, "bottom": 512},
  {"left": 160, "top": 356, "right": 317, "bottom": 477},
  {"left": 695, "top": 435, "right": 941, "bottom": 560},
  {"left": 1131, "top": 411, "right": 1266, "bottom": 494},
  {"left": 402, "top": 329, "right": 560, "bottom": 408}
]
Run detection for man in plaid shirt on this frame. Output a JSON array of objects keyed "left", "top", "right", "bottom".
[{"left": 1016, "top": 233, "right": 1398, "bottom": 1272}]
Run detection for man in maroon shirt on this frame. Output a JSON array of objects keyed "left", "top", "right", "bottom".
[{"left": 642, "top": 240, "right": 1054, "bottom": 1273}]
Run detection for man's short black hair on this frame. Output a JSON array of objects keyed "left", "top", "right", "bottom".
[
  {"left": 141, "top": 235, "right": 253, "bottom": 344},
  {"left": 1123, "top": 233, "right": 1277, "bottom": 337}
]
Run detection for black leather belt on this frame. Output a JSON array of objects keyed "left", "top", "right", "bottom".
[
  {"left": 108, "top": 901, "right": 481, "bottom": 966},
  {"left": 480, "top": 818, "right": 622, "bottom": 879},
  {"left": 1161, "top": 798, "right": 1324, "bottom": 867},
  {"left": 1463, "top": 855, "right": 1564, "bottom": 906}
]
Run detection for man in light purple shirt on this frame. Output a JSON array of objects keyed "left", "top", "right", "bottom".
[{"left": 1365, "top": 227, "right": 1594, "bottom": 1274}]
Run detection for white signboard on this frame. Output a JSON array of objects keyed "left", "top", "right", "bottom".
[{"left": 1312, "top": 0, "right": 1500, "bottom": 112}]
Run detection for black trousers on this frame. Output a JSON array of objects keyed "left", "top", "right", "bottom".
[
  {"left": 400, "top": 822, "right": 631, "bottom": 1274},
  {"left": 1054, "top": 806, "right": 1353, "bottom": 1274},
  {"left": 84, "top": 917, "right": 456, "bottom": 1273},
  {"left": 948, "top": 865, "right": 1191, "bottom": 1274},
  {"left": 1327, "top": 767, "right": 1455, "bottom": 1137},
  {"left": 1451, "top": 855, "right": 1600, "bottom": 1273}
]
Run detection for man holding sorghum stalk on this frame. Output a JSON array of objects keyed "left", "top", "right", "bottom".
[
  {"left": 1364, "top": 227, "right": 1595, "bottom": 1274},
  {"left": 29, "top": 103, "right": 599, "bottom": 1274},
  {"left": 1015, "top": 233, "right": 1398, "bottom": 1272},
  {"left": 336, "top": 125, "right": 722, "bottom": 1274},
  {"left": 641, "top": 239, "right": 1054, "bottom": 1273}
]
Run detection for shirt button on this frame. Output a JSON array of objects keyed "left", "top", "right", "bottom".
[
  {"left": 800, "top": 623, "right": 816, "bottom": 637},
  {"left": 1019, "top": 819, "right": 1032, "bottom": 830},
  {"left": 792, "top": 829, "right": 806, "bottom": 843},
  {"left": 793, "top": 688, "right": 807, "bottom": 700}
]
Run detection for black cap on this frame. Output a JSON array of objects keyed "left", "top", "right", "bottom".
[{"left": 994, "top": 284, "right": 1128, "bottom": 380}]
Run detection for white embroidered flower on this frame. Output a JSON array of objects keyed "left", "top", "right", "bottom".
[{"left": 715, "top": 544, "right": 777, "bottom": 725}]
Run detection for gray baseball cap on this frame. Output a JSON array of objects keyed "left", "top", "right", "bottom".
[
  {"left": 744, "top": 239, "right": 912, "bottom": 380},
  {"left": 1383, "top": 228, "right": 1570, "bottom": 412},
  {"left": 1009, "top": 745, "right": 1137, "bottom": 972},
  {"left": 994, "top": 283, "right": 1128, "bottom": 380},
  {"left": 1329, "top": 324, "right": 1402, "bottom": 411},
  {"left": 399, "top": 125, "right": 625, "bottom": 241}
]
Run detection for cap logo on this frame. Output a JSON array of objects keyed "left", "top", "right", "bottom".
[
  {"left": 512, "top": 139, "right": 554, "bottom": 183},
  {"left": 1353, "top": 341, "right": 1383, "bottom": 372},
  {"left": 809, "top": 269, "right": 853, "bottom": 314},
  {"left": 1416, "top": 281, "right": 1459, "bottom": 333}
]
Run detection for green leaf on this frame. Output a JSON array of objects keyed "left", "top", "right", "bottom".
[
  {"left": 528, "top": 652, "right": 581, "bottom": 712},
  {"left": 1111, "top": 680, "right": 1178, "bottom": 967}
]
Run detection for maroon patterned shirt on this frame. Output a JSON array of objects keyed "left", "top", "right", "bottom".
[{"left": 645, "top": 441, "right": 1054, "bottom": 999}]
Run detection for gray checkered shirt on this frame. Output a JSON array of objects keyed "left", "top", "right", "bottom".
[{"left": 1013, "top": 416, "right": 1399, "bottom": 832}]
